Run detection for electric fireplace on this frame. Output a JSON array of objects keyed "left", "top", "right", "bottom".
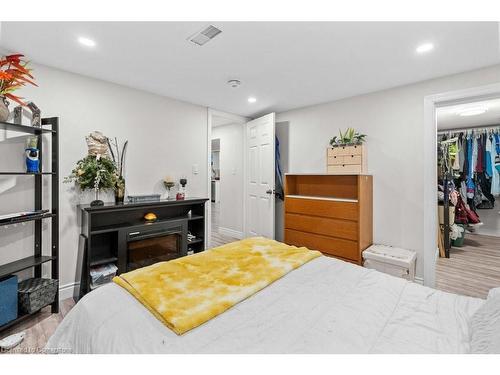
[{"left": 126, "top": 223, "right": 185, "bottom": 271}]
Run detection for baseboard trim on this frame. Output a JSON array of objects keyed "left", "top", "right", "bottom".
[
  {"left": 414, "top": 277, "right": 424, "bottom": 285},
  {"left": 218, "top": 227, "right": 244, "bottom": 239},
  {"left": 59, "top": 282, "right": 79, "bottom": 301}
]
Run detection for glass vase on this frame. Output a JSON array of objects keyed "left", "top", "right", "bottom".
[{"left": 115, "top": 177, "right": 125, "bottom": 204}]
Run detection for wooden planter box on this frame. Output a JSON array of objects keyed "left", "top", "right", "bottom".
[{"left": 327, "top": 144, "right": 366, "bottom": 174}]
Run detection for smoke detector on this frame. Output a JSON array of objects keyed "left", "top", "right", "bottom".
[
  {"left": 227, "top": 79, "right": 242, "bottom": 88},
  {"left": 188, "top": 25, "right": 222, "bottom": 46}
]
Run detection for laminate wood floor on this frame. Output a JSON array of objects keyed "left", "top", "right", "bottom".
[
  {"left": 0, "top": 298, "right": 75, "bottom": 354},
  {"left": 436, "top": 234, "right": 500, "bottom": 299},
  {"left": 210, "top": 202, "right": 238, "bottom": 248}
]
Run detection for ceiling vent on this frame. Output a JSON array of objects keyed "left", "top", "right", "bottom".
[
  {"left": 227, "top": 79, "right": 241, "bottom": 88},
  {"left": 188, "top": 25, "right": 222, "bottom": 46}
]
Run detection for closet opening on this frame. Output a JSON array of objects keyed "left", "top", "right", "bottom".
[
  {"left": 207, "top": 110, "right": 247, "bottom": 248},
  {"left": 436, "top": 97, "right": 500, "bottom": 298}
]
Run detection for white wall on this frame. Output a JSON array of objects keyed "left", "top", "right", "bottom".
[
  {"left": 211, "top": 123, "right": 244, "bottom": 237},
  {"left": 276, "top": 63, "right": 500, "bottom": 281},
  {"left": 0, "top": 63, "right": 208, "bottom": 296}
]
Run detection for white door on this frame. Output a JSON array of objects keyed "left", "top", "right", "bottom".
[{"left": 244, "top": 113, "right": 275, "bottom": 238}]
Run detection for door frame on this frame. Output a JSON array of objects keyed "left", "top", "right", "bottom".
[
  {"left": 206, "top": 108, "right": 248, "bottom": 249},
  {"left": 423, "top": 82, "right": 500, "bottom": 287}
]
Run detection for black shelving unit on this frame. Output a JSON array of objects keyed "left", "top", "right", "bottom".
[{"left": 0, "top": 118, "right": 59, "bottom": 334}]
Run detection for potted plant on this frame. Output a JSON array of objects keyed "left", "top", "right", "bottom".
[
  {"left": 330, "top": 127, "right": 366, "bottom": 147},
  {"left": 0, "top": 54, "right": 37, "bottom": 122},
  {"left": 65, "top": 132, "right": 117, "bottom": 206}
]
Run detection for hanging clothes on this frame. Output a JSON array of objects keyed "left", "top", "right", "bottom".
[
  {"left": 495, "top": 133, "right": 500, "bottom": 174},
  {"left": 492, "top": 134, "right": 500, "bottom": 196},
  {"left": 485, "top": 135, "right": 493, "bottom": 178},
  {"left": 466, "top": 135, "right": 475, "bottom": 199},
  {"left": 438, "top": 127, "right": 500, "bottom": 211},
  {"left": 275, "top": 135, "right": 284, "bottom": 201},
  {"left": 458, "top": 133, "right": 466, "bottom": 173}
]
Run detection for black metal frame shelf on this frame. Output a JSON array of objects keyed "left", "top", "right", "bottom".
[
  {"left": 0, "top": 172, "right": 56, "bottom": 175},
  {"left": 0, "top": 213, "right": 55, "bottom": 227},
  {"left": 0, "top": 255, "right": 56, "bottom": 279},
  {"left": 0, "top": 120, "right": 56, "bottom": 134},
  {"left": 0, "top": 117, "right": 59, "bottom": 334}
]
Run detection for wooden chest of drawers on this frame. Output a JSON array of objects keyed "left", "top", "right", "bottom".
[
  {"left": 284, "top": 174, "right": 373, "bottom": 264},
  {"left": 327, "top": 145, "right": 366, "bottom": 174}
]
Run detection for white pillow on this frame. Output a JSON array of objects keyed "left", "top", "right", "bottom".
[{"left": 470, "top": 288, "right": 500, "bottom": 354}]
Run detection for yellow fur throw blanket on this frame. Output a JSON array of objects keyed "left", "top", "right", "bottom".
[{"left": 113, "top": 237, "right": 321, "bottom": 335}]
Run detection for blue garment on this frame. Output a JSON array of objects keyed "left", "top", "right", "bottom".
[
  {"left": 495, "top": 134, "right": 500, "bottom": 174},
  {"left": 485, "top": 136, "right": 493, "bottom": 177},
  {"left": 275, "top": 135, "right": 284, "bottom": 200}
]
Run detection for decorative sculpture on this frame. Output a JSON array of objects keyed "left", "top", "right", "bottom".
[
  {"left": 26, "top": 102, "right": 41, "bottom": 127},
  {"left": 25, "top": 136, "right": 39, "bottom": 173}
]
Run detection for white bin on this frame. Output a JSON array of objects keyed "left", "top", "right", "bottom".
[{"left": 362, "top": 244, "right": 416, "bottom": 281}]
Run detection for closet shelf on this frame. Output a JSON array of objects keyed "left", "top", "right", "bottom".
[{"left": 285, "top": 194, "right": 358, "bottom": 203}]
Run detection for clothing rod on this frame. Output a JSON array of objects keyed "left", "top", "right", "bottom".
[{"left": 437, "top": 123, "right": 500, "bottom": 134}]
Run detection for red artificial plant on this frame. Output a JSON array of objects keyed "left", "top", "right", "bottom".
[{"left": 0, "top": 54, "right": 37, "bottom": 106}]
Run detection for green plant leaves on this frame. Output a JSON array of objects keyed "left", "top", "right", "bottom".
[
  {"left": 64, "top": 155, "right": 117, "bottom": 191},
  {"left": 330, "top": 127, "right": 366, "bottom": 147}
]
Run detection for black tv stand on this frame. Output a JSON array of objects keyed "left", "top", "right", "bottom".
[{"left": 77, "top": 197, "right": 208, "bottom": 299}]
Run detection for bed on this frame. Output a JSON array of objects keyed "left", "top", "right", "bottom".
[{"left": 46, "top": 238, "right": 498, "bottom": 354}]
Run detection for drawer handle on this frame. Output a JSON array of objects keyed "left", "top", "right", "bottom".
[{"left": 342, "top": 164, "right": 345, "bottom": 167}]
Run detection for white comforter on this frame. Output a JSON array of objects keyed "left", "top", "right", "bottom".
[{"left": 47, "top": 256, "right": 483, "bottom": 353}]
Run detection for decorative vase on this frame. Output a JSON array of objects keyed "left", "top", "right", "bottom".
[
  {"left": 90, "top": 188, "right": 104, "bottom": 207},
  {"left": 115, "top": 177, "right": 125, "bottom": 204},
  {"left": 0, "top": 96, "right": 9, "bottom": 122}
]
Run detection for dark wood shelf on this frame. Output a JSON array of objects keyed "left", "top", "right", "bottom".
[
  {"left": 0, "top": 213, "right": 56, "bottom": 227},
  {"left": 187, "top": 238, "right": 204, "bottom": 245},
  {"left": 90, "top": 214, "right": 203, "bottom": 234},
  {"left": 0, "top": 120, "right": 56, "bottom": 134},
  {"left": 0, "top": 255, "right": 56, "bottom": 279},
  {"left": 90, "top": 256, "right": 118, "bottom": 267},
  {"left": 0, "top": 172, "right": 56, "bottom": 175}
]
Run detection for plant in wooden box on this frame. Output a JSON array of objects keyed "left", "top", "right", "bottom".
[
  {"left": 329, "top": 127, "right": 366, "bottom": 147},
  {"left": 0, "top": 54, "right": 38, "bottom": 122},
  {"left": 65, "top": 132, "right": 117, "bottom": 206},
  {"left": 107, "top": 137, "right": 128, "bottom": 204}
]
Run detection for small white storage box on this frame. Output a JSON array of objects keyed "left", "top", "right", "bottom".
[{"left": 362, "top": 245, "right": 416, "bottom": 281}]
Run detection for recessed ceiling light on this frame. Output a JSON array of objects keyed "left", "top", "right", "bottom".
[
  {"left": 78, "top": 36, "right": 96, "bottom": 48},
  {"left": 456, "top": 107, "right": 488, "bottom": 117},
  {"left": 248, "top": 97, "right": 257, "bottom": 103},
  {"left": 416, "top": 42, "right": 434, "bottom": 54}
]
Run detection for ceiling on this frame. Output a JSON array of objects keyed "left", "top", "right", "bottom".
[
  {"left": 437, "top": 98, "right": 500, "bottom": 130},
  {"left": 1, "top": 22, "right": 499, "bottom": 117}
]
